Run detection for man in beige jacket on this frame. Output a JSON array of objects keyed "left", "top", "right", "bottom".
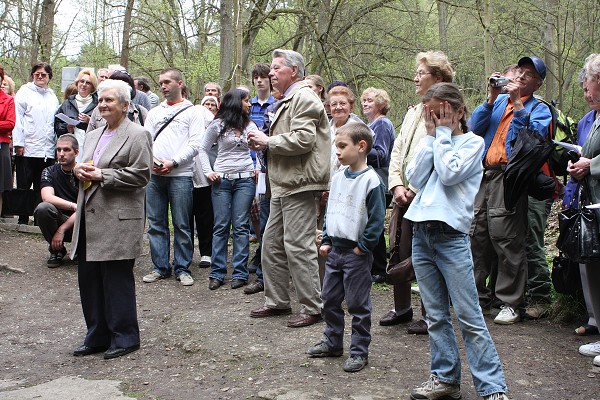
[{"left": 248, "top": 49, "right": 330, "bottom": 328}]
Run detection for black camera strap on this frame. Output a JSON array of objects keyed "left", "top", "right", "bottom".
[{"left": 153, "top": 105, "right": 193, "bottom": 142}]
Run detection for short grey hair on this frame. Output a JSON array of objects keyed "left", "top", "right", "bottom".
[
  {"left": 583, "top": 53, "right": 600, "bottom": 80},
  {"left": 272, "top": 49, "right": 305, "bottom": 78},
  {"left": 98, "top": 79, "right": 131, "bottom": 105}
]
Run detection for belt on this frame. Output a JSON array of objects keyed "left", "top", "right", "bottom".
[
  {"left": 218, "top": 171, "right": 255, "bottom": 180},
  {"left": 484, "top": 164, "right": 506, "bottom": 171}
]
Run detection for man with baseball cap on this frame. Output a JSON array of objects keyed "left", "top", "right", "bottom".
[{"left": 468, "top": 55, "right": 552, "bottom": 325}]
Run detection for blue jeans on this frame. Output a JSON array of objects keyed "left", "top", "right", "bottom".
[
  {"left": 209, "top": 177, "right": 255, "bottom": 282},
  {"left": 146, "top": 175, "right": 194, "bottom": 277},
  {"left": 412, "top": 221, "right": 507, "bottom": 397}
]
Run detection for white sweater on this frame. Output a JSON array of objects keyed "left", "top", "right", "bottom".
[{"left": 145, "top": 100, "right": 204, "bottom": 177}]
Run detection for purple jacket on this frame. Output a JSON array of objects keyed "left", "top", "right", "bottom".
[{"left": 563, "top": 110, "right": 597, "bottom": 207}]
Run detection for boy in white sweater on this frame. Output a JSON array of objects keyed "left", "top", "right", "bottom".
[{"left": 306, "top": 122, "right": 386, "bottom": 373}]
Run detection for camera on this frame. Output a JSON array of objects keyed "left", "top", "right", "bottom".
[{"left": 489, "top": 76, "right": 510, "bottom": 88}]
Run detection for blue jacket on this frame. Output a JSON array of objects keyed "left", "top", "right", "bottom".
[{"left": 469, "top": 94, "right": 552, "bottom": 160}]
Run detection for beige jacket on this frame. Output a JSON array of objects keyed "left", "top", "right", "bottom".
[
  {"left": 267, "top": 81, "right": 330, "bottom": 198},
  {"left": 71, "top": 118, "right": 152, "bottom": 261},
  {"left": 388, "top": 103, "right": 427, "bottom": 193}
]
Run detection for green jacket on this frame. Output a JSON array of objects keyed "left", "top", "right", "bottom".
[{"left": 267, "top": 81, "right": 331, "bottom": 198}]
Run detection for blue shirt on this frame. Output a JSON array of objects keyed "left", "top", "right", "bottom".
[{"left": 250, "top": 94, "right": 275, "bottom": 129}]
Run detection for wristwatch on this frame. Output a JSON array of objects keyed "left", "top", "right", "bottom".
[{"left": 171, "top": 159, "right": 179, "bottom": 168}]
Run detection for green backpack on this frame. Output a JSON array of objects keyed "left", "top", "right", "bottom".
[{"left": 536, "top": 99, "right": 578, "bottom": 177}]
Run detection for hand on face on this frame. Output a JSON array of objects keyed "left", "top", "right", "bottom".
[{"left": 424, "top": 101, "right": 457, "bottom": 135}]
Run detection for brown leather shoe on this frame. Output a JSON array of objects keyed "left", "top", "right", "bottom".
[
  {"left": 287, "top": 313, "right": 323, "bottom": 328},
  {"left": 250, "top": 306, "right": 292, "bottom": 318},
  {"left": 407, "top": 319, "right": 428, "bottom": 335},
  {"left": 379, "top": 309, "right": 413, "bottom": 326}
]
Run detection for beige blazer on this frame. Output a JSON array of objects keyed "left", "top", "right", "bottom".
[{"left": 71, "top": 118, "right": 152, "bottom": 262}]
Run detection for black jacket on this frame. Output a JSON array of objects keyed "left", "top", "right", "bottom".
[{"left": 54, "top": 92, "right": 98, "bottom": 136}]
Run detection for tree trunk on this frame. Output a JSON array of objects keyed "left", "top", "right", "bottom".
[
  {"left": 120, "top": 0, "right": 135, "bottom": 69},
  {"left": 219, "top": 0, "right": 233, "bottom": 90},
  {"left": 544, "top": 0, "right": 558, "bottom": 104},
  {"left": 437, "top": 0, "right": 448, "bottom": 54},
  {"left": 38, "top": 0, "right": 55, "bottom": 61}
]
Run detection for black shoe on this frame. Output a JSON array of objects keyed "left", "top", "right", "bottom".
[
  {"left": 379, "top": 308, "right": 413, "bottom": 326},
  {"left": 47, "top": 249, "right": 66, "bottom": 268},
  {"left": 73, "top": 344, "right": 109, "bottom": 357},
  {"left": 371, "top": 274, "right": 386, "bottom": 283},
  {"left": 208, "top": 278, "right": 224, "bottom": 290},
  {"left": 230, "top": 279, "right": 246, "bottom": 289},
  {"left": 244, "top": 280, "right": 264, "bottom": 294},
  {"left": 104, "top": 344, "right": 140, "bottom": 360}
]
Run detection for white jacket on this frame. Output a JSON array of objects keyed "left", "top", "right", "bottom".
[{"left": 13, "top": 82, "right": 59, "bottom": 158}]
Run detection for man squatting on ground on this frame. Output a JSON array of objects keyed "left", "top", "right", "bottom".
[{"left": 33, "top": 134, "right": 79, "bottom": 267}]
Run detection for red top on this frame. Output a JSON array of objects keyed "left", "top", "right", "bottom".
[{"left": 0, "top": 90, "right": 15, "bottom": 143}]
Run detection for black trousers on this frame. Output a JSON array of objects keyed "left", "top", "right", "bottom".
[
  {"left": 191, "top": 185, "right": 213, "bottom": 257},
  {"left": 77, "top": 215, "right": 140, "bottom": 349},
  {"left": 15, "top": 156, "right": 54, "bottom": 223}
]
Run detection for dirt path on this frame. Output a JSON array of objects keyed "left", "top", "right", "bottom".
[{"left": 0, "top": 228, "right": 598, "bottom": 399}]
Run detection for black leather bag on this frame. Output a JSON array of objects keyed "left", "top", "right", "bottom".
[
  {"left": 551, "top": 253, "right": 582, "bottom": 296},
  {"left": 556, "top": 183, "right": 600, "bottom": 263}
]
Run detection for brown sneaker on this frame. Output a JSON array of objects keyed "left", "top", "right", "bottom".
[
  {"left": 244, "top": 280, "right": 264, "bottom": 294},
  {"left": 407, "top": 319, "right": 428, "bottom": 335}
]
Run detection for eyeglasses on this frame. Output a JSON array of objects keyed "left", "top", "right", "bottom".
[
  {"left": 515, "top": 68, "right": 539, "bottom": 81},
  {"left": 330, "top": 101, "right": 350, "bottom": 108},
  {"left": 116, "top": 69, "right": 131, "bottom": 77},
  {"left": 414, "top": 71, "right": 432, "bottom": 78},
  {"left": 33, "top": 72, "right": 48, "bottom": 78}
]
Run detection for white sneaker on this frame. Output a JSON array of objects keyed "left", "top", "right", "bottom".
[
  {"left": 410, "top": 374, "right": 461, "bottom": 399},
  {"left": 579, "top": 341, "right": 600, "bottom": 357},
  {"left": 594, "top": 355, "right": 600, "bottom": 367},
  {"left": 177, "top": 272, "right": 194, "bottom": 286},
  {"left": 143, "top": 271, "right": 165, "bottom": 283},
  {"left": 199, "top": 255, "right": 211, "bottom": 268},
  {"left": 482, "top": 393, "right": 509, "bottom": 400},
  {"left": 494, "top": 306, "right": 520, "bottom": 325}
]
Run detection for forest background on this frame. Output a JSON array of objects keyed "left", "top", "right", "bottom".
[{"left": 1, "top": 0, "right": 597, "bottom": 127}]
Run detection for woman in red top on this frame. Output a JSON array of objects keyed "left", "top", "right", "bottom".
[{"left": 0, "top": 64, "right": 16, "bottom": 215}]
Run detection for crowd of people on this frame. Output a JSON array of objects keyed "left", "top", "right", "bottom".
[{"left": 2, "top": 48, "right": 600, "bottom": 399}]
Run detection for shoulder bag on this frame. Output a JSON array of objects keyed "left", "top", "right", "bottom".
[{"left": 556, "top": 181, "right": 600, "bottom": 263}]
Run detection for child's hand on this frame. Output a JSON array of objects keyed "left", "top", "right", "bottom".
[
  {"left": 353, "top": 247, "right": 365, "bottom": 256},
  {"left": 436, "top": 101, "right": 456, "bottom": 130},
  {"left": 423, "top": 104, "right": 436, "bottom": 137},
  {"left": 319, "top": 245, "right": 331, "bottom": 258}
]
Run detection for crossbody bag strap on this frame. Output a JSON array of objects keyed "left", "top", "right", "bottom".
[{"left": 153, "top": 105, "right": 192, "bottom": 142}]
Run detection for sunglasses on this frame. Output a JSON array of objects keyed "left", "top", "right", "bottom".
[{"left": 33, "top": 72, "right": 49, "bottom": 78}]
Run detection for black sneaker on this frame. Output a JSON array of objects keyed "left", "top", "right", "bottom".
[{"left": 47, "top": 252, "right": 64, "bottom": 268}]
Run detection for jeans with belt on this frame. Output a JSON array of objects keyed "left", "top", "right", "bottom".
[
  {"left": 412, "top": 220, "right": 507, "bottom": 397},
  {"left": 209, "top": 176, "right": 255, "bottom": 282}
]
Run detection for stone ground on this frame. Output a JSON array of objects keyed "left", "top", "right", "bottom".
[{"left": 0, "top": 222, "right": 599, "bottom": 400}]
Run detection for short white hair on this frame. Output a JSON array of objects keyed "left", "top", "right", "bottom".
[
  {"left": 583, "top": 54, "right": 600, "bottom": 80},
  {"left": 98, "top": 79, "right": 131, "bottom": 105},
  {"left": 272, "top": 49, "right": 305, "bottom": 78}
]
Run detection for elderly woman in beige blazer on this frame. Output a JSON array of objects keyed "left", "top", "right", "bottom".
[{"left": 71, "top": 79, "right": 152, "bottom": 360}]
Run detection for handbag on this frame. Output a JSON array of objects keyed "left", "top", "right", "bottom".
[
  {"left": 385, "top": 203, "right": 416, "bottom": 284},
  {"left": 556, "top": 182, "right": 600, "bottom": 263},
  {"left": 551, "top": 253, "right": 582, "bottom": 296}
]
